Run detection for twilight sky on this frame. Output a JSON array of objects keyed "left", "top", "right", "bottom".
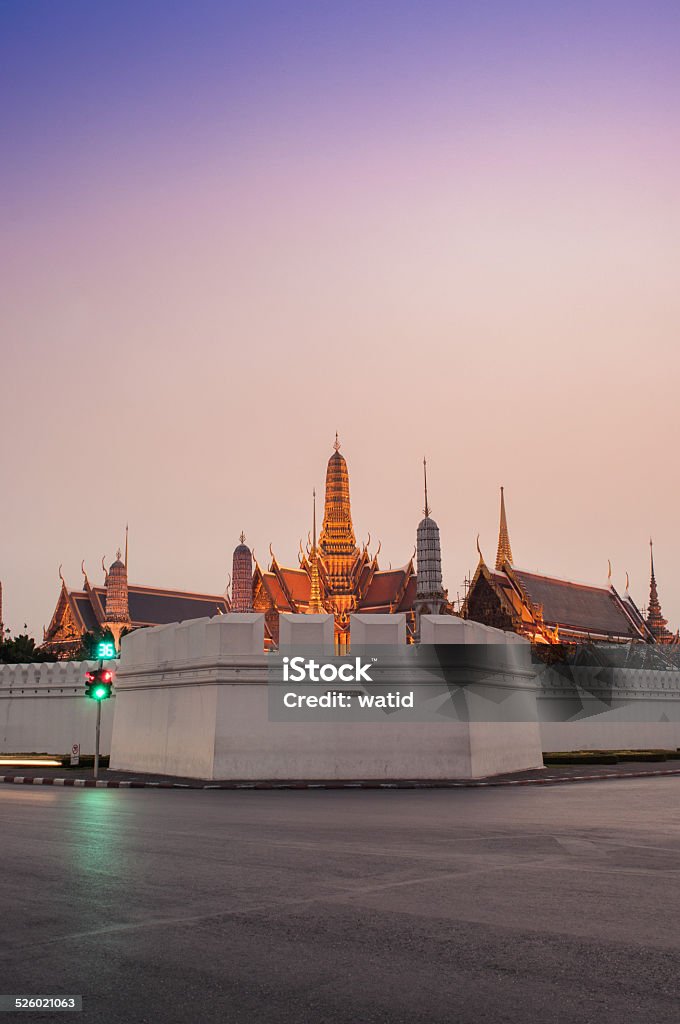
[{"left": 2, "top": 0, "right": 680, "bottom": 637}]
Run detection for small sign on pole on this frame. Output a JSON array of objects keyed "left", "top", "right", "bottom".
[{"left": 70, "top": 743, "right": 80, "bottom": 767}]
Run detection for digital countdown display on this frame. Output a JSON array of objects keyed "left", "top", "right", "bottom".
[{"left": 96, "top": 640, "right": 117, "bottom": 659}]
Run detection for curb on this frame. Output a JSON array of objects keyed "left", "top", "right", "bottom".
[{"left": 2, "top": 769, "right": 680, "bottom": 790}]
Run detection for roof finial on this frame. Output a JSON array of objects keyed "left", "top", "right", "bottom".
[
  {"left": 476, "top": 534, "right": 486, "bottom": 565},
  {"left": 312, "top": 488, "right": 317, "bottom": 549},
  {"left": 495, "top": 486, "right": 513, "bottom": 570},
  {"left": 240, "top": 531, "right": 246, "bottom": 544},
  {"left": 625, "top": 570, "right": 630, "bottom": 592},
  {"left": 116, "top": 548, "right": 122, "bottom": 562},
  {"left": 125, "top": 524, "right": 129, "bottom": 570},
  {"left": 81, "top": 560, "right": 89, "bottom": 586},
  {"left": 423, "top": 457, "right": 430, "bottom": 518},
  {"left": 333, "top": 431, "right": 340, "bottom": 452},
  {"left": 607, "top": 559, "right": 612, "bottom": 582},
  {"left": 650, "top": 537, "right": 655, "bottom": 580},
  {"left": 58, "top": 564, "right": 65, "bottom": 585},
  {"left": 309, "top": 487, "right": 323, "bottom": 613}
]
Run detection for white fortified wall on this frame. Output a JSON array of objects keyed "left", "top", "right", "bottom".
[
  {"left": 110, "top": 613, "right": 543, "bottom": 780},
  {"left": 0, "top": 661, "right": 116, "bottom": 755}
]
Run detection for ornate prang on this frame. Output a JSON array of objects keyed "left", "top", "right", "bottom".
[
  {"left": 318, "top": 437, "right": 360, "bottom": 615},
  {"left": 646, "top": 539, "right": 676, "bottom": 643},
  {"left": 232, "top": 534, "right": 254, "bottom": 613},
  {"left": 103, "top": 545, "right": 131, "bottom": 649},
  {"left": 414, "top": 460, "right": 449, "bottom": 630}
]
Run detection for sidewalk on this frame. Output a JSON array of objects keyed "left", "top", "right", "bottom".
[{"left": 2, "top": 760, "right": 680, "bottom": 790}]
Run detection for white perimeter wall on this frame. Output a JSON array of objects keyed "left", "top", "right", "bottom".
[
  {"left": 110, "top": 614, "right": 544, "bottom": 780},
  {"left": 0, "top": 661, "right": 116, "bottom": 755}
]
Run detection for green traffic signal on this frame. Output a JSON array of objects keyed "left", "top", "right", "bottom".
[{"left": 84, "top": 668, "right": 114, "bottom": 700}]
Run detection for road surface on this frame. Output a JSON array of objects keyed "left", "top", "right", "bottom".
[{"left": 2, "top": 779, "right": 679, "bottom": 1023}]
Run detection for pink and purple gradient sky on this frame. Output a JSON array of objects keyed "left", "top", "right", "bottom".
[{"left": 2, "top": 1, "right": 680, "bottom": 637}]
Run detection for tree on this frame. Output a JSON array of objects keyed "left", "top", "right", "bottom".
[
  {"left": 0, "top": 628, "right": 52, "bottom": 663},
  {"left": 71, "top": 628, "right": 116, "bottom": 662}
]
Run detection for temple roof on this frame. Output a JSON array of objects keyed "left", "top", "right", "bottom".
[
  {"left": 47, "top": 584, "right": 229, "bottom": 643},
  {"left": 278, "top": 568, "right": 312, "bottom": 604},
  {"left": 507, "top": 567, "right": 643, "bottom": 639},
  {"left": 361, "top": 568, "right": 408, "bottom": 608}
]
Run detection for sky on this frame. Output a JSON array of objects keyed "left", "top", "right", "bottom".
[{"left": 2, "top": 0, "right": 680, "bottom": 637}]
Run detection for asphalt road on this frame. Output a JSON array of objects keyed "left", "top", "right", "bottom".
[{"left": 2, "top": 780, "right": 679, "bottom": 1024}]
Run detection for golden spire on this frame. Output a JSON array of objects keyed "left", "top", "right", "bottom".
[
  {"left": 495, "top": 486, "right": 513, "bottom": 570},
  {"left": 423, "top": 457, "right": 430, "bottom": 518},
  {"left": 308, "top": 488, "right": 323, "bottom": 613},
  {"left": 646, "top": 537, "right": 669, "bottom": 639},
  {"left": 319, "top": 436, "right": 357, "bottom": 557}
]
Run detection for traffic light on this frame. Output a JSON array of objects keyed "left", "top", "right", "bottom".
[{"left": 84, "top": 667, "right": 114, "bottom": 700}]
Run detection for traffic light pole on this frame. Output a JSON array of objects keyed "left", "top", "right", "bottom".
[
  {"left": 93, "top": 659, "right": 104, "bottom": 780},
  {"left": 85, "top": 656, "right": 114, "bottom": 777},
  {"left": 94, "top": 698, "right": 102, "bottom": 780}
]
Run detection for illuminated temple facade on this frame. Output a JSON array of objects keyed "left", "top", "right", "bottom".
[
  {"left": 462, "top": 488, "right": 677, "bottom": 645},
  {"left": 252, "top": 438, "right": 436, "bottom": 646},
  {"left": 40, "top": 442, "right": 677, "bottom": 655},
  {"left": 42, "top": 541, "right": 229, "bottom": 659}
]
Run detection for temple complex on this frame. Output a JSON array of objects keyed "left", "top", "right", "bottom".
[
  {"left": 462, "top": 488, "right": 653, "bottom": 644},
  {"left": 252, "top": 437, "right": 424, "bottom": 646},
  {"left": 39, "top": 441, "right": 677, "bottom": 655}
]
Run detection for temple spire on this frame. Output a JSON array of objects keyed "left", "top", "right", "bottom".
[
  {"left": 308, "top": 488, "right": 323, "bottom": 613},
  {"left": 231, "top": 533, "right": 253, "bottom": 612},
  {"left": 646, "top": 538, "right": 669, "bottom": 640},
  {"left": 495, "top": 486, "right": 513, "bottom": 570},
  {"left": 125, "top": 524, "right": 129, "bottom": 570},
  {"left": 423, "top": 457, "right": 430, "bottom": 518},
  {"left": 415, "top": 461, "right": 446, "bottom": 607},
  {"left": 319, "top": 437, "right": 357, "bottom": 557}
]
